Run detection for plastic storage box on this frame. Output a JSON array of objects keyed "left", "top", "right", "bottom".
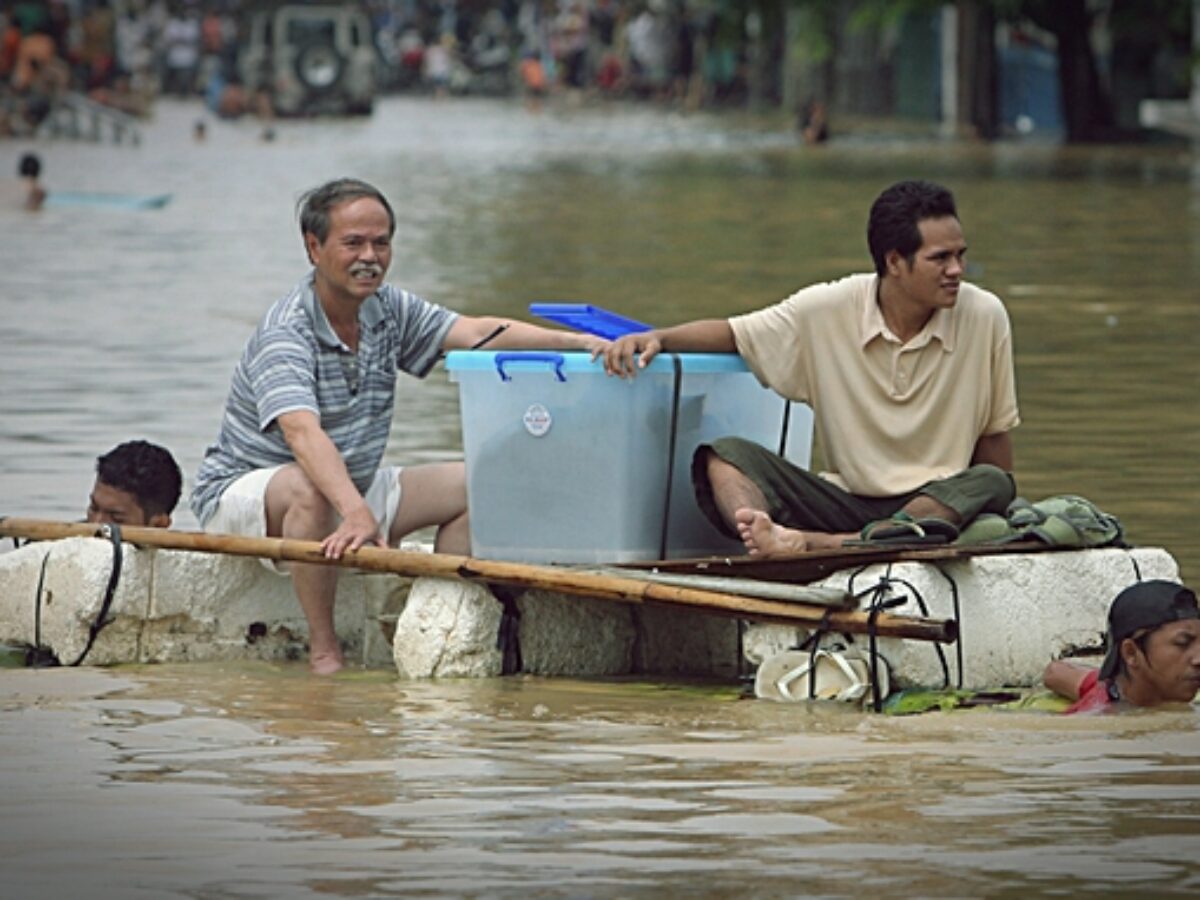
[{"left": 445, "top": 350, "right": 813, "bottom": 564}]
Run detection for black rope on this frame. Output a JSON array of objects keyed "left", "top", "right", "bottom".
[
  {"left": 848, "top": 565, "right": 907, "bottom": 712},
  {"left": 33, "top": 549, "right": 50, "bottom": 649},
  {"left": 798, "top": 623, "right": 822, "bottom": 700},
  {"left": 846, "top": 565, "right": 881, "bottom": 707},
  {"left": 776, "top": 398, "right": 791, "bottom": 457},
  {"left": 848, "top": 563, "right": 953, "bottom": 703},
  {"left": 4, "top": 514, "right": 28, "bottom": 550},
  {"left": 65, "top": 523, "right": 124, "bottom": 667},
  {"left": 865, "top": 597, "right": 897, "bottom": 713},
  {"left": 491, "top": 585, "right": 523, "bottom": 675},
  {"left": 932, "top": 565, "right": 964, "bottom": 689},
  {"left": 871, "top": 572, "right": 951, "bottom": 691},
  {"left": 657, "top": 354, "right": 684, "bottom": 561},
  {"left": 790, "top": 609, "right": 835, "bottom": 700},
  {"left": 27, "top": 547, "right": 59, "bottom": 668},
  {"left": 805, "top": 637, "right": 820, "bottom": 699},
  {"left": 736, "top": 620, "right": 748, "bottom": 681}
]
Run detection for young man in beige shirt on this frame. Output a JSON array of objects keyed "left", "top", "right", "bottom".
[{"left": 600, "top": 179, "right": 1019, "bottom": 557}]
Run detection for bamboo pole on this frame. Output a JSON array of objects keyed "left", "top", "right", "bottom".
[{"left": 0, "top": 518, "right": 957, "bottom": 643}]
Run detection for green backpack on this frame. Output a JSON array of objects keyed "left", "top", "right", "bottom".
[{"left": 957, "top": 495, "right": 1126, "bottom": 549}]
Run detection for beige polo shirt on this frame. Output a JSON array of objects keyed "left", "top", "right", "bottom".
[{"left": 730, "top": 273, "right": 1020, "bottom": 497}]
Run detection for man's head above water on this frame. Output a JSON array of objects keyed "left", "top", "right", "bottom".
[
  {"left": 1100, "top": 580, "right": 1200, "bottom": 706},
  {"left": 86, "top": 440, "right": 182, "bottom": 528}
]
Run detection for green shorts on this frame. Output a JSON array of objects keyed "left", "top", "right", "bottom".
[{"left": 692, "top": 437, "right": 1016, "bottom": 538}]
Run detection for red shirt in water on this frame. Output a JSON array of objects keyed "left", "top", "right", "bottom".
[{"left": 1064, "top": 668, "right": 1120, "bottom": 714}]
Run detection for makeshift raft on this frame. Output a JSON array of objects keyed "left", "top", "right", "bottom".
[{"left": 0, "top": 517, "right": 1180, "bottom": 689}]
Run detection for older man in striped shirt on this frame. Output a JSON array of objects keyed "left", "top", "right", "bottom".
[{"left": 192, "top": 178, "right": 605, "bottom": 674}]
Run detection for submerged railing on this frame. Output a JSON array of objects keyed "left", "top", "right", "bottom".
[{"left": 38, "top": 91, "right": 142, "bottom": 146}]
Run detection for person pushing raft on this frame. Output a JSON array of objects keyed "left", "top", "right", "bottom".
[
  {"left": 87, "top": 440, "right": 182, "bottom": 528},
  {"left": 1045, "top": 580, "right": 1200, "bottom": 713}
]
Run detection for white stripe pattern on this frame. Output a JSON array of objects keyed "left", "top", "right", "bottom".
[{"left": 191, "top": 272, "right": 456, "bottom": 525}]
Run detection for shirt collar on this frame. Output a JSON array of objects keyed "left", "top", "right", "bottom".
[
  {"left": 859, "top": 275, "right": 957, "bottom": 352},
  {"left": 302, "top": 270, "right": 385, "bottom": 350}
]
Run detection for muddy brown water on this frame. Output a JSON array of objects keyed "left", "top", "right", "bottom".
[
  {"left": 1, "top": 97, "right": 1198, "bottom": 895},
  {"left": 2, "top": 664, "right": 1199, "bottom": 897}
]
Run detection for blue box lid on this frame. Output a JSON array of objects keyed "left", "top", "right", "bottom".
[{"left": 529, "top": 303, "right": 651, "bottom": 339}]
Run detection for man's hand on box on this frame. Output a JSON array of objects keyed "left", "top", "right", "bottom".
[{"left": 598, "top": 331, "right": 661, "bottom": 379}]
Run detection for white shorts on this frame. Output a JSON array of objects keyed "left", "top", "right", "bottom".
[{"left": 204, "top": 465, "right": 403, "bottom": 574}]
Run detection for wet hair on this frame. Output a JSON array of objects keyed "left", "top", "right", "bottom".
[
  {"left": 19, "top": 153, "right": 41, "bottom": 179},
  {"left": 867, "top": 180, "right": 958, "bottom": 277},
  {"left": 96, "top": 440, "right": 183, "bottom": 519},
  {"left": 297, "top": 178, "right": 396, "bottom": 247}
]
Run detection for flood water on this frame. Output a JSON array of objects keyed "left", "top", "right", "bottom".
[
  {"left": 4, "top": 664, "right": 1200, "bottom": 897},
  {"left": 1, "top": 97, "right": 1199, "bottom": 895}
]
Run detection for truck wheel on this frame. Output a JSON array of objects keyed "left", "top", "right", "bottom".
[{"left": 294, "top": 42, "right": 345, "bottom": 92}]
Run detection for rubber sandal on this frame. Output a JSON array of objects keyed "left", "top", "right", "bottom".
[
  {"left": 955, "top": 510, "right": 1078, "bottom": 547},
  {"left": 844, "top": 514, "right": 959, "bottom": 547},
  {"left": 754, "top": 648, "right": 889, "bottom": 705}
]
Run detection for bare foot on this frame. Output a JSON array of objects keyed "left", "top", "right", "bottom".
[
  {"left": 735, "top": 509, "right": 809, "bottom": 557},
  {"left": 310, "top": 649, "right": 344, "bottom": 675}
]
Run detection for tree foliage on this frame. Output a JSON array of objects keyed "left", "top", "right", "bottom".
[{"left": 786, "top": 0, "right": 1192, "bottom": 142}]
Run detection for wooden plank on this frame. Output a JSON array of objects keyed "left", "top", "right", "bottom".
[
  {"left": 619, "top": 540, "right": 1059, "bottom": 584},
  {"left": 570, "top": 566, "right": 854, "bottom": 608}
]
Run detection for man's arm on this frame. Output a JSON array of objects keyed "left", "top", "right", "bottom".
[
  {"left": 1043, "top": 659, "right": 1091, "bottom": 701},
  {"left": 600, "top": 319, "right": 736, "bottom": 378},
  {"left": 276, "top": 410, "right": 385, "bottom": 558},
  {"left": 443, "top": 316, "right": 607, "bottom": 355},
  {"left": 971, "top": 431, "right": 1013, "bottom": 471}
]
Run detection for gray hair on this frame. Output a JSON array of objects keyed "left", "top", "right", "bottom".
[{"left": 297, "top": 178, "right": 396, "bottom": 246}]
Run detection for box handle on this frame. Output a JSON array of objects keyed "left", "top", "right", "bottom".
[{"left": 494, "top": 352, "right": 567, "bottom": 383}]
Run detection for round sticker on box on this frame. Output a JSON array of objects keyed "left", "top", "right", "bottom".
[{"left": 523, "top": 403, "right": 552, "bottom": 437}]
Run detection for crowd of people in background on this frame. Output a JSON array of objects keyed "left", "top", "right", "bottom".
[
  {"left": 374, "top": 0, "right": 740, "bottom": 108},
  {"left": 2, "top": 0, "right": 776, "bottom": 138},
  {"left": 2, "top": 0, "right": 241, "bottom": 136}
]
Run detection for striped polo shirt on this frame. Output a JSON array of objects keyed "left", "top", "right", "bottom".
[{"left": 190, "top": 273, "right": 457, "bottom": 525}]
